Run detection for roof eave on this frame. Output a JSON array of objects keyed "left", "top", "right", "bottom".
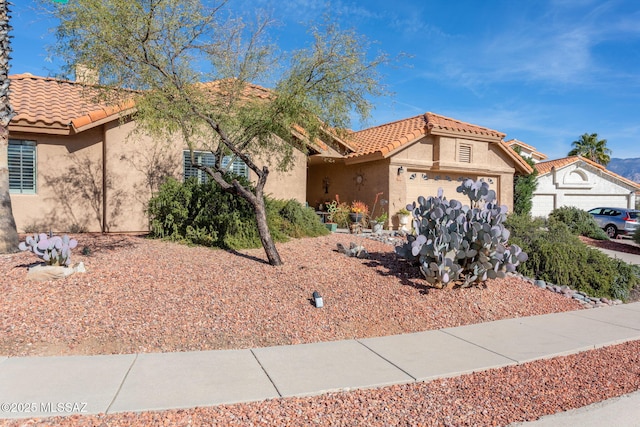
[
  {"left": 8, "top": 122, "right": 72, "bottom": 136},
  {"left": 71, "top": 107, "right": 136, "bottom": 133},
  {"left": 495, "top": 141, "right": 534, "bottom": 175}
]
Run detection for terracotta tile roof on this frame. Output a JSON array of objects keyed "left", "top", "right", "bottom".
[
  {"left": 8, "top": 74, "right": 352, "bottom": 156},
  {"left": 347, "top": 112, "right": 505, "bottom": 158},
  {"left": 426, "top": 112, "right": 506, "bottom": 139},
  {"left": 535, "top": 156, "right": 640, "bottom": 190},
  {"left": 9, "top": 73, "right": 132, "bottom": 133}
]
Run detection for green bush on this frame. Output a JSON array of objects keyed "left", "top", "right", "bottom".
[
  {"left": 505, "top": 214, "right": 637, "bottom": 300},
  {"left": 267, "top": 199, "right": 328, "bottom": 239},
  {"left": 147, "top": 177, "right": 327, "bottom": 250},
  {"left": 548, "top": 206, "right": 609, "bottom": 240}
]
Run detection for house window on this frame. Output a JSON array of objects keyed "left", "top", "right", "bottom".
[
  {"left": 458, "top": 144, "right": 472, "bottom": 163},
  {"left": 8, "top": 139, "right": 36, "bottom": 194},
  {"left": 183, "top": 150, "right": 249, "bottom": 184}
]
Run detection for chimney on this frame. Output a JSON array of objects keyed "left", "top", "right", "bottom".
[{"left": 75, "top": 64, "right": 99, "bottom": 85}]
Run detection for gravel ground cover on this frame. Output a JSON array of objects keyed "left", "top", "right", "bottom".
[
  {"left": 0, "top": 233, "right": 583, "bottom": 357},
  {"left": 2, "top": 233, "right": 639, "bottom": 426}
]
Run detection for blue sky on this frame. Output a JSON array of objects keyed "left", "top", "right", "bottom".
[{"left": 9, "top": 0, "right": 640, "bottom": 159}]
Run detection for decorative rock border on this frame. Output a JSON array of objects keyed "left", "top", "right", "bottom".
[{"left": 522, "top": 276, "right": 622, "bottom": 308}]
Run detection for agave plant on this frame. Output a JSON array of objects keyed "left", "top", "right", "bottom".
[{"left": 19, "top": 233, "right": 78, "bottom": 266}]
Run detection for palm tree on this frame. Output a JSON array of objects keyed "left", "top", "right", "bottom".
[
  {"left": 0, "top": 0, "right": 19, "bottom": 253},
  {"left": 568, "top": 133, "right": 612, "bottom": 166}
]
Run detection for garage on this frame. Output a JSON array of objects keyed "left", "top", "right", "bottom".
[
  {"left": 532, "top": 156, "right": 639, "bottom": 217},
  {"left": 406, "top": 172, "right": 499, "bottom": 207}
]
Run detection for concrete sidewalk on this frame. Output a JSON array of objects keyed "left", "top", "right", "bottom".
[{"left": 0, "top": 302, "right": 639, "bottom": 422}]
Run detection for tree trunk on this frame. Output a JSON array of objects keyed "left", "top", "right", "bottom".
[
  {"left": 0, "top": 126, "right": 19, "bottom": 253},
  {"left": 209, "top": 162, "right": 284, "bottom": 267},
  {"left": 0, "top": 1, "right": 18, "bottom": 253},
  {"left": 252, "top": 194, "right": 283, "bottom": 266}
]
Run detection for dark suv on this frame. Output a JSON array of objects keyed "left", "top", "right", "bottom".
[{"left": 588, "top": 207, "right": 639, "bottom": 238}]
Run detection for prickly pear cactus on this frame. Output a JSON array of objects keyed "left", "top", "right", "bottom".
[
  {"left": 395, "top": 179, "right": 528, "bottom": 288},
  {"left": 18, "top": 233, "right": 78, "bottom": 266}
]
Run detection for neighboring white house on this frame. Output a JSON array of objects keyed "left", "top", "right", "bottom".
[{"left": 531, "top": 156, "right": 640, "bottom": 217}]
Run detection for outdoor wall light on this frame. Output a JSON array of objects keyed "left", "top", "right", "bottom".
[
  {"left": 397, "top": 166, "right": 404, "bottom": 175},
  {"left": 322, "top": 177, "right": 330, "bottom": 194},
  {"left": 312, "top": 291, "right": 324, "bottom": 308}
]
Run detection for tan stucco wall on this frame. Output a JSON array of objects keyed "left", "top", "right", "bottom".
[
  {"left": 103, "top": 121, "right": 183, "bottom": 232},
  {"left": 10, "top": 129, "right": 105, "bottom": 233},
  {"left": 10, "top": 121, "right": 307, "bottom": 233},
  {"left": 254, "top": 148, "right": 307, "bottom": 203},
  {"left": 307, "top": 158, "right": 390, "bottom": 217}
]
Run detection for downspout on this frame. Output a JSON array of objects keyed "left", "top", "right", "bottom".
[{"left": 102, "top": 124, "right": 107, "bottom": 233}]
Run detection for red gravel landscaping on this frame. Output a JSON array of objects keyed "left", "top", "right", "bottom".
[{"left": 0, "top": 233, "right": 583, "bottom": 357}]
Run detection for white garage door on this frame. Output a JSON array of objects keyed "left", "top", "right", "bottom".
[{"left": 531, "top": 194, "right": 555, "bottom": 218}]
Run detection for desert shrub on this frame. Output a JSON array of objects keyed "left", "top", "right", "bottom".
[
  {"left": 548, "top": 206, "right": 608, "bottom": 240},
  {"left": 395, "top": 179, "right": 527, "bottom": 288},
  {"left": 273, "top": 199, "right": 328, "bottom": 238},
  {"left": 506, "top": 216, "right": 637, "bottom": 300},
  {"left": 610, "top": 262, "right": 640, "bottom": 301},
  {"left": 147, "top": 177, "right": 326, "bottom": 250}
]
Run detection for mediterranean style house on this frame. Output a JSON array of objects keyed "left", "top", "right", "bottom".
[
  {"left": 307, "top": 113, "right": 533, "bottom": 227},
  {"left": 8, "top": 73, "right": 531, "bottom": 233}
]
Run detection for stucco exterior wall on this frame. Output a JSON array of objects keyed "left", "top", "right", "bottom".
[
  {"left": 307, "top": 134, "right": 518, "bottom": 230},
  {"left": 531, "top": 164, "right": 637, "bottom": 217},
  {"left": 307, "top": 158, "right": 390, "bottom": 217},
  {"left": 390, "top": 136, "right": 515, "bottom": 217},
  {"left": 10, "top": 120, "right": 308, "bottom": 233},
  {"left": 9, "top": 129, "right": 105, "bottom": 233},
  {"left": 254, "top": 147, "right": 307, "bottom": 203},
  {"left": 307, "top": 135, "right": 515, "bottom": 228},
  {"left": 103, "top": 120, "right": 183, "bottom": 232}
]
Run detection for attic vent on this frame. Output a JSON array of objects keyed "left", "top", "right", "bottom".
[{"left": 458, "top": 144, "right": 472, "bottom": 163}]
